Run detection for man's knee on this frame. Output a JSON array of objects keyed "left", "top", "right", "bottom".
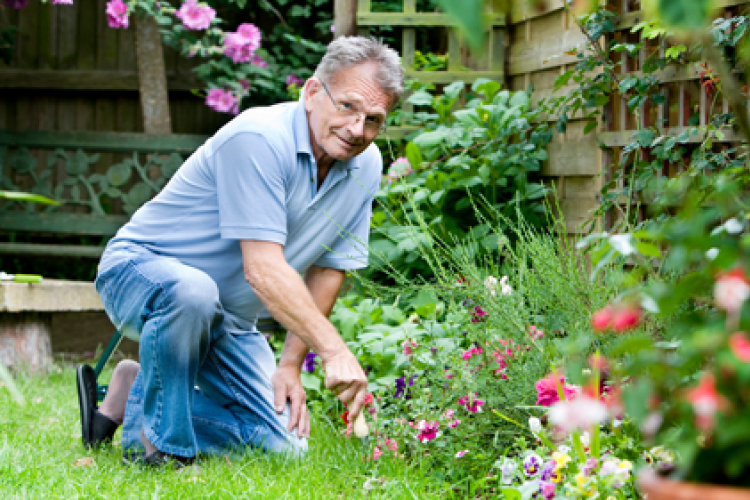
[{"left": 166, "top": 271, "right": 221, "bottom": 321}]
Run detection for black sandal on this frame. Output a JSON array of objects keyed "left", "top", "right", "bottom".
[{"left": 76, "top": 364, "right": 118, "bottom": 449}]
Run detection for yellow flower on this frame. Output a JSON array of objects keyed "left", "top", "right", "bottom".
[
  {"left": 575, "top": 472, "right": 587, "bottom": 487},
  {"left": 618, "top": 460, "right": 633, "bottom": 471},
  {"left": 552, "top": 451, "right": 572, "bottom": 469},
  {"left": 550, "top": 469, "right": 563, "bottom": 483}
]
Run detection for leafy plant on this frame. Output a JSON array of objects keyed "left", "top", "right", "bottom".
[{"left": 370, "top": 79, "right": 553, "bottom": 281}]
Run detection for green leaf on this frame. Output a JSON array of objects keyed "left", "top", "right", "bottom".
[
  {"left": 406, "top": 90, "right": 434, "bottom": 106},
  {"left": 583, "top": 120, "right": 598, "bottom": 135},
  {"left": 405, "top": 141, "right": 423, "bottom": 170},
  {"left": 0, "top": 191, "right": 60, "bottom": 205},
  {"left": 434, "top": 0, "right": 486, "bottom": 51},
  {"left": 656, "top": 0, "right": 712, "bottom": 30},
  {"left": 300, "top": 372, "right": 322, "bottom": 393},
  {"left": 636, "top": 242, "right": 662, "bottom": 258}
]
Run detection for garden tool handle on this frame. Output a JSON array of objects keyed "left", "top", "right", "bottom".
[
  {"left": 353, "top": 412, "right": 369, "bottom": 438},
  {"left": 13, "top": 274, "right": 43, "bottom": 283}
]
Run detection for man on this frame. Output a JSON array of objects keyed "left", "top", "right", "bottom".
[{"left": 76, "top": 36, "right": 404, "bottom": 466}]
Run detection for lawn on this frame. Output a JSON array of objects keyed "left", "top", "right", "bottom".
[{"left": 0, "top": 364, "right": 445, "bottom": 499}]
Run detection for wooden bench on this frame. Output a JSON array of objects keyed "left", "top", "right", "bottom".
[
  {"left": 0, "top": 130, "right": 282, "bottom": 371},
  {"left": 0, "top": 130, "right": 207, "bottom": 259}
]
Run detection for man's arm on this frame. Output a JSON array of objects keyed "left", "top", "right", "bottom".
[
  {"left": 272, "top": 265, "right": 345, "bottom": 437},
  {"left": 241, "top": 240, "right": 368, "bottom": 420}
]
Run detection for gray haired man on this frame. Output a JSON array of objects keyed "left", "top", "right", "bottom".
[{"left": 77, "top": 36, "right": 404, "bottom": 466}]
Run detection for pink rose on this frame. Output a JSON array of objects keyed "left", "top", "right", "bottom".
[
  {"left": 106, "top": 0, "right": 129, "bottom": 29},
  {"left": 591, "top": 306, "right": 614, "bottom": 331},
  {"left": 223, "top": 23, "right": 262, "bottom": 63},
  {"left": 175, "top": 0, "right": 215, "bottom": 30},
  {"left": 206, "top": 88, "right": 240, "bottom": 115},
  {"left": 535, "top": 373, "right": 577, "bottom": 407}
]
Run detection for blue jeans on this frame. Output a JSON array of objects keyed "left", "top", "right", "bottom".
[{"left": 95, "top": 242, "right": 307, "bottom": 458}]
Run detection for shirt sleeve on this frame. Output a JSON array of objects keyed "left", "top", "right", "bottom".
[
  {"left": 212, "top": 132, "right": 289, "bottom": 244},
  {"left": 314, "top": 162, "right": 381, "bottom": 271}
]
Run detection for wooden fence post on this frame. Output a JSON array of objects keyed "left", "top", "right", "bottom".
[
  {"left": 334, "top": 0, "right": 358, "bottom": 38},
  {"left": 135, "top": 16, "right": 172, "bottom": 134}
]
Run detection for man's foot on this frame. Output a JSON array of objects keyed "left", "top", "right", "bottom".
[
  {"left": 76, "top": 365, "right": 118, "bottom": 449},
  {"left": 122, "top": 450, "right": 195, "bottom": 469}
]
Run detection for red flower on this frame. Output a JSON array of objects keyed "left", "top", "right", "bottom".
[
  {"left": 591, "top": 306, "right": 614, "bottom": 331},
  {"left": 686, "top": 373, "right": 727, "bottom": 432},
  {"left": 729, "top": 331, "right": 750, "bottom": 362},
  {"left": 611, "top": 306, "right": 641, "bottom": 332}
]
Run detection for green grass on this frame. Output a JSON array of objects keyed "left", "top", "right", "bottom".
[{"left": 0, "top": 366, "right": 445, "bottom": 499}]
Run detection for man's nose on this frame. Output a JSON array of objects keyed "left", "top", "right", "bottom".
[{"left": 345, "top": 115, "right": 366, "bottom": 138}]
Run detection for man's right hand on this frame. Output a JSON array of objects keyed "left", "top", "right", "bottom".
[{"left": 321, "top": 349, "right": 368, "bottom": 421}]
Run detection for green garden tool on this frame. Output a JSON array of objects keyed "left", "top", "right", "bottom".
[{"left": 0, "top": 272, "right": 43, "bottom": 283}]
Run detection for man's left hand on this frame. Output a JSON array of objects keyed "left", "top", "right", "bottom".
[{"left": 271, "top": 363, "right": 310, "bottom": 438}]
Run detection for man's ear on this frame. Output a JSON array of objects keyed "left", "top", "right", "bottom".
[{"left": 303, "top": 78, "right": 319, "bottom": 112}]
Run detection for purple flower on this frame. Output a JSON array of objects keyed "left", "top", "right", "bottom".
[
  {"left": 540, "top": 460, "right": 556, "bottom": 481},
  {"left": 175, "top": 0, "right": 215, "bottom": 30},
  {"left": 223, "top": 23, "right": 262, "bottom": 63},
  {"left": 206, "top": 88, "right": 239, "bottom": 114},
  {"left": 286, "top": 73, "right": 304, "bottom": 87},
  {"left": 303, "top": 352, "right": 317, "bottom": 373},
  {"left": 3, "top": 0, "right": 30, "bottom": 8},
  {"left": 106, "top": 0, "right": 129, "bottom": 29},
  {"left": 523, "top": 453, "right": 542, "bottom": 476},
  {"left": 52, "top": 0, "right": 73, "bottom": 4},
  {"left": 394, "top": 375, "right": 415, "bottom": 398}
]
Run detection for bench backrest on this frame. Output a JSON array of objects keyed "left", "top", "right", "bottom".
[{"left": 0, "top": 130, "right": 208, "bottom": 257}]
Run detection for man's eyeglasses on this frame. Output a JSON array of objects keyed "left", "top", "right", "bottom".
[{"left": 319, "top": 80, "right": 388, "bottom": 135}]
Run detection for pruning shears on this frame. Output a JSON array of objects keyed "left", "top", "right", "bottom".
[{"left": 0, "top": 272, "right": 43, "bottom": 283}]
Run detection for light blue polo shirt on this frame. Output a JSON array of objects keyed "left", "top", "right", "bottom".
[{"left": 107, "top": 98, "right": 382, "bottom": 322}]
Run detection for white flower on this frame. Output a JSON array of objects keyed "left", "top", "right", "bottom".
[
  {"left": 608, "top": 234, "right": 635, "bottom": 256},
  {"left": 549, "top": 395, "right": 608, "bottom": 434},
  {"left": 500, "top": 276, "right": 513, "bottom": 295},
  {"left": 528, "top": 417, "right": 542, "bottom": 434},
  {"left": 715, "top": 270, "right": 750, "bottom": 314},
  {"left": 706, "top": 247, "right": 719, "bottom": 260},
  {"left": 725, "top": 218, "right": 744, "bottom": 234},
  {"left": 484, "top": 276, "right": 498, "bottom": 296}
]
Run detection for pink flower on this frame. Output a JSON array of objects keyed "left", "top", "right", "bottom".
[
  {"left": 206, "top": 88, "right": 240, "bottom": 114},
  {"left": 730, "top": 331, "right": 750, "bottom": 362},
  {"left": 372, "top": 446, "right": 382, "bottom": 460},
  {"left": 443, "top": 409, "right": 456, "bottom": 420},
  {"left": 106, "top": 0, "right": 129, "bottom": 29},
  {"left": 52, "top": 0, "right": 73, "bottom": 4},
  {"left": 448, "top": 419, "right": 461, "bottom": 428},
  {"left": 388, "top": 157, "right": 413, "bottom": 180},
  {"left": 461, "top": 346, "right": 483, "bottom": 361},
  {"left": 611, "top": 305, "right": 641, "bottom": 332},
  {"left": 527, "top": 325, "right": 544, "bottom": 341},
  {"left": 416, "top": 420, "right": 440, "bottom": 443},
  {"left": 548, "top": 393, "right": 608, "bottom": 433},
  {"left": 385, "top": 438, "right": 398, "bottom": 452},
  {"left": 458, "top": 393, "right": 485, "bottom": 413},
  {"left": 402, "top": 339, "right": 417, "bottom": 357},
  {"left": 715, "top": 267, "right": 750, "bottom": 314},
  {"left": 175, "top": 0, "right": 215, "bottom": 30},
  {"left": 471, "top": 306, "right": 488, "bottom": 323},
  {"left": 535, "top": 373, "right": 577, "bottom": 407},
  {"left": 249, "top": 54, "right": 268, "bottom": 68},
  {"left": 686, "top": 373, "right": 726, "bottom": 432},
  {"left": 224, "top": 23, "right": 262, "bottom": 63},
  {"left": 455, "top": 450, "right": 469, "bottom": 458},
  {"left": 330, "top": 24, "right": 335, "bottom": 33}
]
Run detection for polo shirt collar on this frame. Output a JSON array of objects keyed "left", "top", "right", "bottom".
[{"left": 293, "top": 97, "right": 359, "bottom": 171}]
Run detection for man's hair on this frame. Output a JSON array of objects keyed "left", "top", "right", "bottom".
[{"left": 314, "top": 36, "right": 405, "bottom": 104}]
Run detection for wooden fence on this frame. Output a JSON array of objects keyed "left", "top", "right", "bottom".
[{"left": 0, "top": 1, "right": 226, "bottom": 135}]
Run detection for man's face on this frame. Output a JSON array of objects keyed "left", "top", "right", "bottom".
[{"left": 304, "top": 62, "right": 392, "bottom": 165}]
